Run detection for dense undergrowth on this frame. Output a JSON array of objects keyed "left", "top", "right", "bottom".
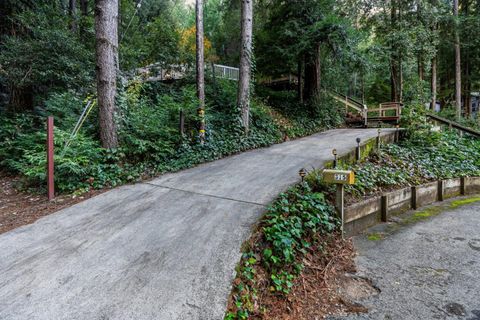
[
  {"left": 437, "top": 108, "right": 480, "bottom": 131},
  {"left": 226, "top": 184, "right": 339, "bottom": 319},
  {"left": 0, "top": 79, "right": 343, "bottom": 193},
  {"left": 341, "top": 130, "right": 480, "bottom": 200}
]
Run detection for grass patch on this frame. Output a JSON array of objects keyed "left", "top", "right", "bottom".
[
  {"left": 402, "top": 206, "right": 443, "bottom": 224},
  {"left": 367, "top": 233, "right": 383, "bottom": 241},
  {"left": 450, "top": 196, "right": 480, "bottom": 209}
]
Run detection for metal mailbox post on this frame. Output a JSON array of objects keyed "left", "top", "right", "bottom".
[{"left": 322, "top": 169, "right": 355, "bottom": 236}]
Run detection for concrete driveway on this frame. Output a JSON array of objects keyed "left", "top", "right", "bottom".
[
  {"left": 342, "top": 200, "right": 480, "bottom": 320},
  {"left": 0, "top": 129, "right": 391, "bottom": 320}
]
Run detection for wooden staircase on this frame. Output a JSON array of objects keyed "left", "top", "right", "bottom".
[{"left": 329, "top": 91, "right": 402, "bottom": 127}]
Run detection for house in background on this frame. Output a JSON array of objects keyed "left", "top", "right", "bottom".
[
  {"left": 471, "top": 92, "right": 480, "bottom": 117},
  {"left": 429, "top": 92, "right": 480, "bottom": 117}
]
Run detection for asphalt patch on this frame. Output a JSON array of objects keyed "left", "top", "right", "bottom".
[
  {"left": 445, "top": 302, "right": 466, "bottom": 316},
  {"left": 468, "top": 239, "right": 480, "bottom": 252}
]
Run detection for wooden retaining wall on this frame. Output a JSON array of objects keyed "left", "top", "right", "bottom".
[{"left": 344, "top": 177, "right": 480, "bottom": 236}]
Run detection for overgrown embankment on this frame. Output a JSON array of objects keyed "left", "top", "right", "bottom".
[
  {"left": 0, "top": 81, "right": 342, "bottom": 194},
  {"left": 341, "top": 130, "right": 480, "bottom": 203},
  {"left": 225, "top": 184, "right": 357, "bottom": 319}
]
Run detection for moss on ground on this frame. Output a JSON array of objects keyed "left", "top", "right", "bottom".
[
  {"left": 367, "top": 233, "right": 384, "bottom": 241},
  {"left": 402, "top": 206, "right": 444, "bottom": 225},
  {"left": 450, "top": 196, "right": 480, "bottom": 209}
]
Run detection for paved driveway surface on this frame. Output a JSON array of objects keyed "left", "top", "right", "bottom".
[
  {"left": 0, "top": 129, "right": 391, "bottom": 320},
  {"left": 342, "top": 201, "right": 480, "bottom": 320}
]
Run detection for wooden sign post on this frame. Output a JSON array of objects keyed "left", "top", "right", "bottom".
[
  {"left": 47, "top": 116, "right": 55, "bottom": 201},
  {"left": 323, "top": 169, "right": 355, "bottom": 236}
]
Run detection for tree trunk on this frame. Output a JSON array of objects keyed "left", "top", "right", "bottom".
[
  {"left": 398, "top": 3, "right": 403, "bottom": 102},
  {"left": 454, "top": 0, "right": 462, "bottom": 119},
  {"left": 79, "top": 0, "right": 88, "bottom": 39},
  {"left": 7, "top": 86, "right": 33, "bottom": 112},
  {"left": 95, "top": 0, "right": 119, "bottom": 149},
  {"left": 466, "top": 82, "right": 472, "bottom": 117},
  {"left": 80, "top": 0, "right": 88, "bottom": 15},
  {"left": 361, "top": 71, "right": 366, "bottom": 105},
  {"left": 390, "top": 62, "right": 398, "bottom": 102},
  {"left": 431, "top": 56, "right": 437, "bottom": 110},
  {"left": 463, "top": 0, "right": 471, "bottom": 117},
  {"left": 237, "top": 0, "right": 253, "bottom": 133},
  {"left": 464, "top": 57, "right": 471, "bottom": 117},
  {"left": 399, "top": 54, "right": 403, "bottom": 102},
  {"left": 417, "top": 1, "right": 424, "bottom": 82},
  {"left": 303, "top": 44, "right": 321, "bottom": 102},
  {"left": 390, "top": 0, "right": 399, "bottom": 102},
  {"left": 196, "top": 0, "right": 206, "bottom": 142},
  {"left": 69, "top": 0, "right": 78, "bottom": 32},
  {"left": 418, "top": 56, "right": 424, "bottom": 81},
  {"left": 297, "top": 58, "right": 303, "bottom": 103}
]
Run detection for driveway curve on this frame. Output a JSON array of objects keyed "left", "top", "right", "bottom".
[{"left": 0, "top": 129, "right": 392, "bottom": 320}]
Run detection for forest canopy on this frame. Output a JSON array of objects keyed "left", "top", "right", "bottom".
[{"left": 0, "top": 0, "right": 479, "bottom": 192}]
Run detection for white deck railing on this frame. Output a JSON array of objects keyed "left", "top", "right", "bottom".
[
  {"left": 134, "top": 63, "right": 240, "bottom": 82},
  {"left": 212, "top": 64, "right": 239, "bottom": 81}
]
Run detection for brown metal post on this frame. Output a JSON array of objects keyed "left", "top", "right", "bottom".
[
  {"left": 179, "top": 110, "right": 185, "bottom": 136},
  {"left": 47, "top": 117, "right": 55, "bottom": 201},
  {"left": 355, "top": 137, "right": 361, "bottom": 162}
]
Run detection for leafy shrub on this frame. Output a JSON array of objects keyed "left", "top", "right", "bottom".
[
  {"left": 43, "top": 92, "right": 92, "bottom": 132},
  {"left": 227, "top": 184, "right": 338, "bottom": 319},
  {"left": 262, "top": 187, "right": 336, "bottom": 267},
  {"left": 437, "top": 107, "right": 480, "bottom": 131},
  {"left": 342, "top": 131, "right": 480, "bottom": 199},
  {"left": 0, "top": 4, "right": 94, "bottom": 106}
]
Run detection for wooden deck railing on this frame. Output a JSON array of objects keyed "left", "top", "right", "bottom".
[{"left": 427, "top": 113, "right": 480, "bottom": 138}]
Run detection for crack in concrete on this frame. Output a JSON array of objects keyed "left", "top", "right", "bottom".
[{"left": 143, "top": 182, "right": 267, "bottom": 207}]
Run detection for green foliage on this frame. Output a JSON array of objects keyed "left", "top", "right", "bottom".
[
  {"left": 256, "top": 88, "right": 344, "bottom": 138},
  {"left": 263, "top": 188, "right": 336, "bottom": 268},
  {"left": 0, "top": 4, "right": 94, "bottom": 107},
  {"left": 227, "top": 184, "right": 338, "bottom": 318},
  {"left": 399, "top": 103, "right": 434, "bottom": 143},
  {"left": 0, "top": 78, "right": 340, "bottom": 194},
  {"left": 343, "top": 131, "right": 480, "bottom": 198},
  {"left": 437, "top": 108, "right": 480, "bottom": 131},
  {"left": 119, "top": 0, "right": 182, "bottom": 70},
  {"left": 43, "top": 92, "right": 93, "bottom": 132},
  {"left": 0, "top": 113, "right": 121, "bottom": 192}
]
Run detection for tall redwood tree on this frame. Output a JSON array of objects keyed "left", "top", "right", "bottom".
[
  {"left": 95, "top": 0, "right": 119, "bottom": 148},
  {"left": 237, "top": 0, "right": 253, "bottom": 133}
]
